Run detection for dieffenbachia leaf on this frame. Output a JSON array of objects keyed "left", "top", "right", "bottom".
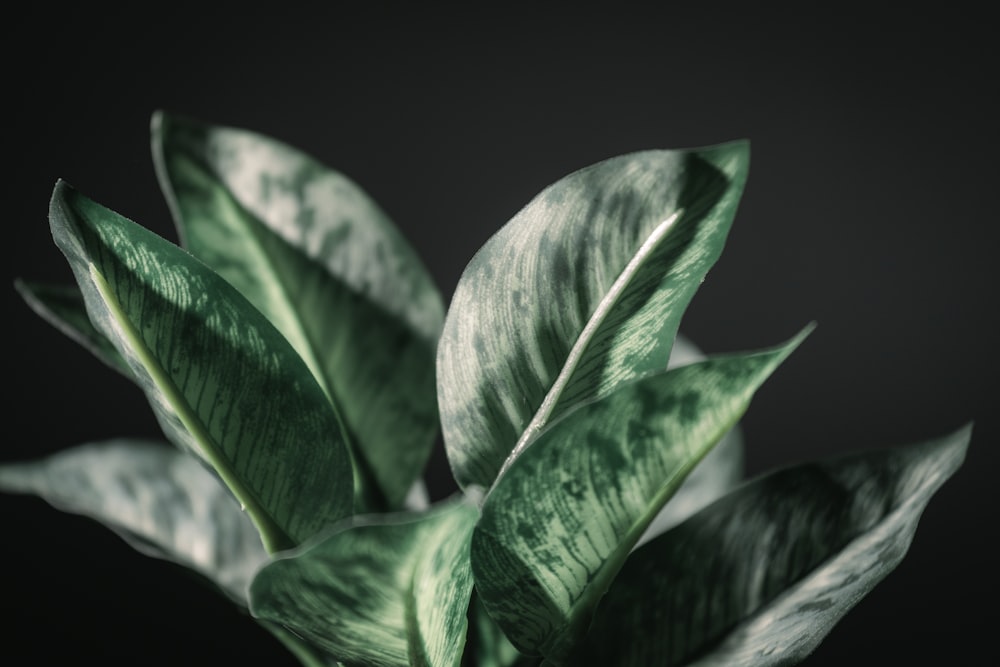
[
  {"left": 152, "top": 111, "right": 443, "bottom": 510},
  {"left": 469, "top": 593, "right": 530, "bottom": 667},
  {"left": 638, "top": 334, "right": 745, "bottom": 547},
  {"left": 12, "top": 272, "right": 434, "bottom": 519},
  {"left": 471, "top": 326, "right": 811, "bottom": 661},
  {"left": 48, "top": 180, "right": 353, "bottom": 551},
  {"left": 249, "top": 498, "right": 479, "bottom": 667},
  {"left": 0, "top": 439, "right": 267, "bottom": 603},
  {"left": 264, "top": 622, "right": 346, "bottom": 667},
  {"left": 14, "top": 279, "right": 131, "bottom": 377},
  {"left": 637, "top": 406, "right": 743, "bottom": 549},
  {"left": 565, "top": 423, "right": 973, "bottom": 666},
  {"left": 437, "top": 143, "right": 750, "bottom": 495}
]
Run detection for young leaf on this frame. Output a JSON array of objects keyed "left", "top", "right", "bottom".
[
  {"left": 566, "top": 423, "right": 973, "bottom": 666},
  {"left": 250, "top": 498, "right": 479, "bottom": 667},
  {"left": 14, "top": 279, "right": 131, "bottom": 378},
  {"left": 0, "top": 439, "right": 267, "bottom": 603},
  {"left": 152, "top": 111, "right": 443, "bottom": 510},
  {"left": 437, "top": 143, "right": 750, "bottom": 495},
  {"left": 48, "top": 180, "right": 353, "bottom": 551},
  {"left": 471, "top": 326, "right": 811, "bottom": 661}
]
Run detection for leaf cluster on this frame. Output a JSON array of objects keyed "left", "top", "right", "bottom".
[{"left": 2, "top": 113, "right": 971, "bottom": 666}]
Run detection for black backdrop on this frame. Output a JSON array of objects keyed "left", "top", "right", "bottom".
[{"left": 6, "top": 6, "right": 996, "bottom": 665}]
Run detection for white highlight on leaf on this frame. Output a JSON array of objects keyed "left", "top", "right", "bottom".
[{"left": 497, "top": 211, "right": 683, "bottom": 486}]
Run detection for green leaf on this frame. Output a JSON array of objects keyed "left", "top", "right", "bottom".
[
  {"left": 48, "top": 180, "right": 353, "bottom": 551},
  {"left": 567, "top": 423, "right": 973, "bottom": 666},
  {"left": 14, "top": 279, "right": 131, "bottom": 377},
  {"left": 638, "top": 403, "right": 743, "bottom": 549},
  {"left": 471, "top": 326, "right": 811, "bottom": 660},
  {"left": 250, "top": 498, "right": 479, "bottom": 667},
  {"left": 638, "top": 334, "right": 745, "bottom": 547},
  {"left": 152, "top": 111, "right": 443, "bottom": 510},
  {"left": 437, "top": 143, "right": 750, "bottom": 495},
  {"left": 468, "top": 592, "right": 526, "bottom": 667},
  {"left": 0, "top": 439, "right": 267, "bottom": 603},
  {"left": 264, "top": 622, "right": 346, "bottom": 667}
]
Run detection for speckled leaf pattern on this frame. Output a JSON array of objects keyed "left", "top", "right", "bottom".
[
  {"left": 0, "top": 439, "right": 267, "bottom": 603},
  {"left": 638, "top": 335, "right": 745, "bottom": 548},
  {"left": 471, "top": 327, "right": 810, "bottom": 660},
  {"left": 14, "top": 279, "right": 131, "bottom": 377},
  {"left": 566, "top": 424, "right": 972, "bottom": 666},
  {"left": 437, "top": 143, "right": 750, "bottom": 495},
  {"left": 249, "top": 499, "right": 479, "bottom": 667},
  {"left": 152, "top": 112, "right": 443, "bottom": 510},
  {"left": 48, "top": 180, "right": 353, "bottom": 551}
]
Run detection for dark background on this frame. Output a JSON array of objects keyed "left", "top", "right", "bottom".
[{"left": 5, "top": 6, "right": 996, "bottom": 665}]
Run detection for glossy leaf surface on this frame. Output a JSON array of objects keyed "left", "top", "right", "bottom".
[
  {"left": 14, "top": 279, "right": 131, "bottom": 377},
  {"left": 567, "top": 424, "right": 972, "bottom": 666},
  {"left": 152, "top": 112, "right": 442, "bottom": 509},
  {"left": 49, "top": 180, "right": 353, "bottom": 550},
  {"left": 438, "top": 143, "right": 750, "bottom": 494},
  {"left": 0, "top": 439, "right": 267, "bottom": 603},
  {"left": 250, "top": 499, "right": 478, "bottom": 667},
  {"left": 471, "top": 327, "right": 810, "bottom": 660}
]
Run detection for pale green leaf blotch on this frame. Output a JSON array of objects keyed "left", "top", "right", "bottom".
[
  {"left": 152, "top": 112, "right": 443, "bottom": 510},
  {"left": 0, "top": 439, "right": 267, "bottom": 603},
  {"left": 250, "top": 498, "right": 479, "bottom": 667},
  {"left": 438, "top": 143, "right": 750, "bottom": 495}
]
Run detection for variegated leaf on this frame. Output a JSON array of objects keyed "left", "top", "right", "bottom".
[
  {"left": 638, "top": 334, "right": 745, "bottom": 547},
  {"left": 152, "top": 112, "right": 443, "bottom": 510},
  {"left": 566, "top": 423, "right": 972, "bottom": 666},
  {"left": 250, "top": 498, "right": 479, "bottom": 667},
  {"left": 471, "top": 327, "right": 811, "bottom": 660},
  {"left": 49, "top": 180, "right": 353, "bottom": 550},
  {"left": 0, "top": 439, "right": 267, "bottom": 603},
  {"left": 437, "top": 143, "right": 750, "bottom": 495}
]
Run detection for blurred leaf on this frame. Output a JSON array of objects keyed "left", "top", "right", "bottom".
[
  {"left": 471, "top": 327, "right": 810, "bottom": 660},
  {"left": 468, "top": 592, "right": 526, "bottom": 667},
  {"left": 152, "top": 111, "right": 442, "bottom": 510},
  {"left": 48, "top": 180, "right": 353, "bottom": 550},
  {"left": 264, "top": 622, "right": 346, "bottom": 667},
  {"left": 567, "top": 423, "right": 973, "bottom": 666},
  {"left": 250, "top": 498, "right": 478, "bottom": 667},
  {"left": 14, "top": 279, "right": 131, "bottom": 377},
  {"left": 437, "top": 143, "right": 750, "bottom": 495},
  {"left": 0, "top": 439, "right": 266, "bottom": 603}
]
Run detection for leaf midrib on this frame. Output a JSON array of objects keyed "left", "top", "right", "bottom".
[
  {"left": 493, "top": 210, "right": 683, "bottom": 490},
  {"left": 535, "top": 407, "right": 744, "bottom": 664},
  {"left": 89, "top": 262, "right": 295, "bottom": 553}
]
